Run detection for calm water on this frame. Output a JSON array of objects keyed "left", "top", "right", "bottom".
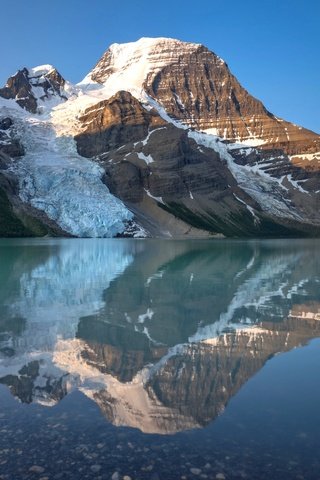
[{"left": 0, "top": 238, "right": 320, "bottom": 480}]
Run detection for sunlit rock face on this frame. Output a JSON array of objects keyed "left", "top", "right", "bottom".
[
  {"left": 88, "top": 37, "right": 320, "bottom": 160},
  {"left": 75, "top": 90, "right": 166, "bottom": 158},
  {"left": 1, "top": 240, "right": 320, "bottom": 433}
]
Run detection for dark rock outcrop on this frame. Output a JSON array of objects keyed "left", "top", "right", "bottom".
[
  {"left": 0, "top": 116, "right": 24, "bottom": 159},
  {"left": 0, "top": 361, "right": 68, "bottom": 404},
  {"left": 76, "top": 90, "right": 166, "bottom": 157},
  {"left": 0, "top": 66, "right": 66, "bottom": 113}
]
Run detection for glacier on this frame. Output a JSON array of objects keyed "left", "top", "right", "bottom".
[{"left": 1, "top": 95, "right": 133, "bottom": 237}]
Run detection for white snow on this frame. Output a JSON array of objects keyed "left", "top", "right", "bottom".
[
  {"left": 286, "top": 174, "right": 310, "bottom": 194},
  {"left": 137, "top": 151, "right": 154, "bottom": 164},
  {"left": 203, "top": 127, "right": 220, "bottom": 136},
  {"left": 185, "top": 130, "right": 305, "bottom": 221},
  {"left": 189, "top": 248, "right": 304, "bottom": 344},
  {"left": 289, "top": 309, "right": 320, "bottom": 321},
  {"left": 203, "top": 127, "right": 267, "bottom": 147},
  {"left": 290, "top": 152, "right": 320, "bottom": 162},
  {"left": 28, "top": 64, "right": 56, "bottom": 77},
  {"left": 1, "top": 38, "right": 315, "bottom": 237},
  {"left": 234, "top": 138, "right": 267, "bottom": 147},
  {"left": 138, "top": 308, "right": 154, "bottom": 323},
  {"left": 233, "top": 193, "right": 260, "bottom": 225},
  {"left": 0, "top": 239, "right": 134, "bottom": 405},
  {"left": 80, "top": 37, "right": 201, "bottom": 100},
  {"left": 144, "top": 188, "right": 165, "bottom": 204},
  {"left": 2, "top": 97, "right": 133, "bottom": 237},
  {"left": 141, "top": 126, "right": 167, "bottom": 146}
]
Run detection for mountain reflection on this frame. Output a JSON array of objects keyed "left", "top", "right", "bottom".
[{"left": 0, "top": 239, "right": 319, "bottom": 433}]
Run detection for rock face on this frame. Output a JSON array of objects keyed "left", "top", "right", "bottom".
[
  {"left": 89, "top": 38, "right": 320, "bottom": 161},
  {"left": 0, "top": 65, "right": 67, "bottom": 113},
  {"left": 0, "top": 116, "right": 24, "bottom": 160},
  {"left": 76, "top": 91, "right": 166, "bottom": 158},
  {"left": 75, "top": 90, "right": 320, "bottom": 237}
]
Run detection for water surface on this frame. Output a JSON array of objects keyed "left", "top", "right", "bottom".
[{"left": 0, "top": 238, "right": 320, "bottom": 479}]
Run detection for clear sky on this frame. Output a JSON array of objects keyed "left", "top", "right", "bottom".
[{"left": 1, "top": 0, "right": 319, "bottom": 132}]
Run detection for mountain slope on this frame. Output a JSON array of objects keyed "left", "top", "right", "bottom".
[
  {"left": 87, "top": 37, "right": 320, "bottom": 165},
  {"left": 0, "top": 37, "right": 319, "bottom": 238}
]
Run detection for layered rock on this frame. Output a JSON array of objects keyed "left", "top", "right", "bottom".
[
  {"left": 76, "top": 90, "right": 166, "bottom": 157},
  {"left": 88, "top": 37, "right": 320, "bottom": 162},
  {"left": 75, "top": 91, "right": 320, "bottom": 237}
]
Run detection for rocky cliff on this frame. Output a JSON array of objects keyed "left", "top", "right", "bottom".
[
  {"left": 89, "top": 38, "right": 320, "bottom": 163},
  {"left": 75, "top": 90, "right": 320, "bottom": 237}
]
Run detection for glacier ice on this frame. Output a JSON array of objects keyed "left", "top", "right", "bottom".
[{"left": 4, "top": 99, "right": 133, "bottom": 237}]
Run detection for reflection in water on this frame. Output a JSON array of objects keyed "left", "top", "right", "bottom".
[{"left": 0, "top": 239, "right": 320, "bottom": 433}]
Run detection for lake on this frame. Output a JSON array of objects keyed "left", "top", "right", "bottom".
[{"left": 0, "top": 238, "right": 320, "bottom": 480}]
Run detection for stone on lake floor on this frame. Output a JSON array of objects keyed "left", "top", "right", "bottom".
[
  {"left": 29, "top": 465, "right": 45, "bottom": 474},
  {"left": 91, "top": 464, "right": 102, "bottom": 473},
  {"left": 190, "top": 468, "right": 202, "bottom": 475}
]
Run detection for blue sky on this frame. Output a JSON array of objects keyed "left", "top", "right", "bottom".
[{"left": 1, "top": 0, "right": 319, "bottom": 132}]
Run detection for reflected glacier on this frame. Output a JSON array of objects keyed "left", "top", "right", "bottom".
[{"left": 0, "top": 238, "right": 320, "bottom": 433}]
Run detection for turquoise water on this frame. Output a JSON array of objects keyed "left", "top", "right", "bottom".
[{"left": 0, "top": 238, "right": 320, "bottom": 479}]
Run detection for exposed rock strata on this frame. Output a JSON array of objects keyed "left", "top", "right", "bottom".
[
  {"left": 90, "top": 38, "right": 320, "bottom": 160},
  {"left": 75, "top": 92, "right": 320, "bottom": 237}
]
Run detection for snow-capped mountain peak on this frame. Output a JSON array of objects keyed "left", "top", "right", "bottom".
[
  {"left": 0, "top": 64, "right": 72, "bottom": 114},
  {"left": 27, "top": 64, "right": 57, "bottom": 77},
  {"left": 80, "top": 37, "right": 203, "bottom": 91}
]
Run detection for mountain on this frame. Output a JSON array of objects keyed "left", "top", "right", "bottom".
[
  {"left": 0, "top": 37, "right": 319, "bottom": 238},
  {"left": 88, "top": 38, "right": 320, "bottom": 163}
]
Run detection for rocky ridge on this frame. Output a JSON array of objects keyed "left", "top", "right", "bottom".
[{"left": 0, "top": 65, "right": 69, "bottom": 114}]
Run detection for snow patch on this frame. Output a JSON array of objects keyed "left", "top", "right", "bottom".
[
  {"left": 137, "top": 151, "right": 154, "bottom": 164},
  {"left": 144, "top": 188, "right": 165, "bottom": 205}
]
